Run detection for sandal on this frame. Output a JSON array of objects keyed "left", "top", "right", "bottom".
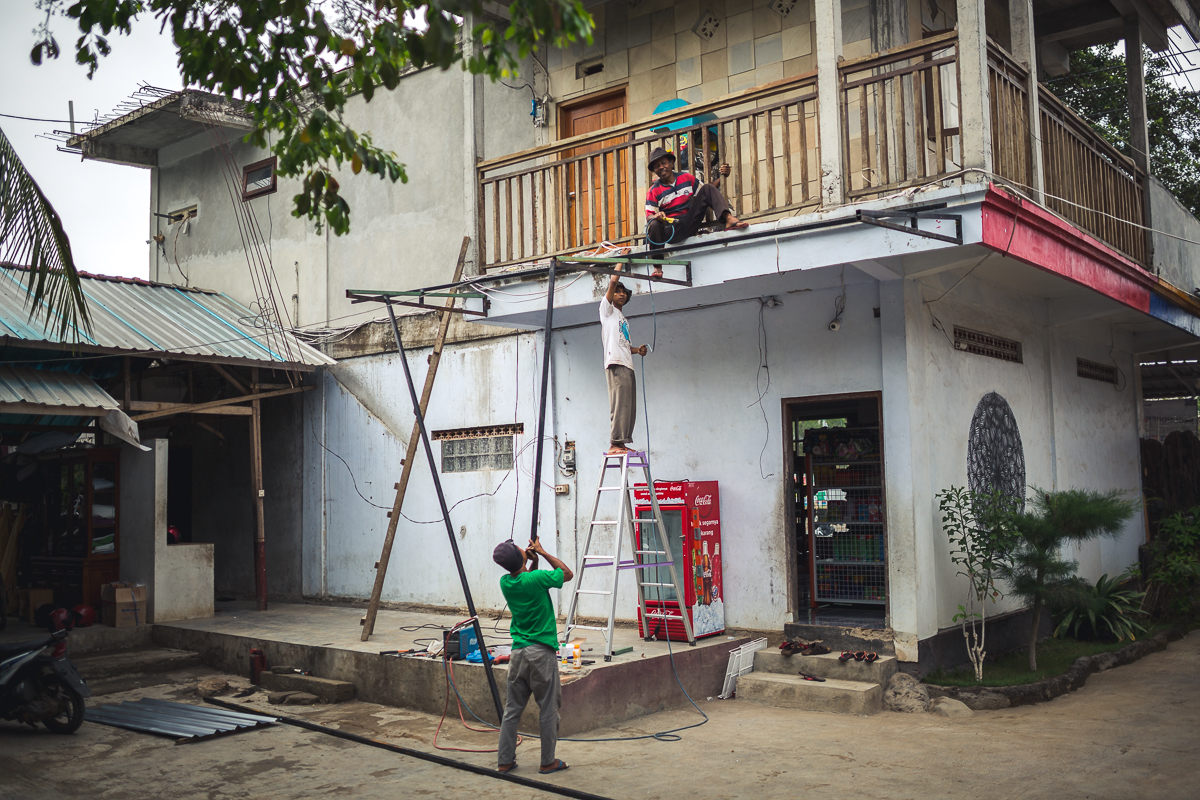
[
  {"left": 803, "top": 643, "right": 831, "bottom": 656},
  {"left": 539, "top": 760, "right": 570, "bottom": 774},
  {"left": 863, "top": 652, "right": 878, "bottom": 663},
  {"left": 498, "top": 763, "right": 517, "bottom": 773},
  {"left": 838, "top": 651, "right": 854, "bottom": 664},
  {"left": 779, "top": 640, "right": 808, "bottom": 657},
  {"left": 798, "top": 671, "right": 826, "bottom": 682},
  {"left": 853, "top": 651, "right": 866, "bottom": 662}
]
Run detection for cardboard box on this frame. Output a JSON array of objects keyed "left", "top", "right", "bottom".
[
  {"left": 24, "top": 588, "right": 55, "bottom": 623},
  {"left": 101, "top": 582, "right": 147, "bottom": 628}
]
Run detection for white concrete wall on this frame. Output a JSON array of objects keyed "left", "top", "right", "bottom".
[
  {"left": 118, "top": 439, "right": 215, "bottom": 622},
  {"left": 301, "top": 331, "right": 560, "bottom": 611},
  {"left": 902, "top": 275, "right": 1145, "bottom": 643},
  {"left": 150, "top": 58, "right": 543, "bottom": 327}
]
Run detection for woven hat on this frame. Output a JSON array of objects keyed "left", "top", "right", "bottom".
[{"left": 647, "top": 147, "right": 676, "bottom": 172}]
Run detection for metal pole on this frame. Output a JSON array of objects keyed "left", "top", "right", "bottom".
[
  {"left": 383, "top": 302, "right": 505, "bottom": 724},
  {"left": 528, "top": 258, "right": 557, "bottom": 545}
]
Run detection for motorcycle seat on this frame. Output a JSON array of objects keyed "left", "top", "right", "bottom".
[{"left": 0, "top": 634, "right": 60, "bottom": 658}]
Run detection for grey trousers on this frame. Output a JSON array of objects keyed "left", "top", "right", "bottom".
[
  {"left": 497, "top": 643, "right": 561, "bottom": 767},
  {"left": 606, "top": 364, "right": 636, "bottom": 446}
]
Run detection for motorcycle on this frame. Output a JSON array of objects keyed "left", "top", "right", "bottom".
[{"left": 0, "top": 628, "right": 90, "bottom": 733}]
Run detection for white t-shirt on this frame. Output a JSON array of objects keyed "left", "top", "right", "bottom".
[{"left": 599, "top": 297, "right": 634, "bottom": 370}]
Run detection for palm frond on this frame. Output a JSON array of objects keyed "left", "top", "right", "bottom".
[{"left": 0, "top": 126, "right": 90, "bottom": 340}]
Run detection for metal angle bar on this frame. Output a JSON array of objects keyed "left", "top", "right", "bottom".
[
  {"left": 527, "top": 259, "right": 556, "bottom": 547},
  {"left": 346, "top": 290, "right": 486, "bottom": 299},
  {"left": 346, "top": 293, "right": 489, "bottom": 316},
  {"left": 556, "top": 256, "right": 690, "bottom": 266},
  {"left": 855, "top": 209, "right": 964, "bottom": 245},
  {"left": 561, "top": 263, "right": 693, "bottom": 287},
  {"left": 382, "top": 300, "right": 505, "bottom": 724}
]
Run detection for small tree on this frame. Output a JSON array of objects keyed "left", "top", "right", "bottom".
[
  {"left": 938, "top": 486, "right": 1018, "bottom": 681},
  {"left": 1001, "top": 488, "right": 1137, "bottom": 671}
]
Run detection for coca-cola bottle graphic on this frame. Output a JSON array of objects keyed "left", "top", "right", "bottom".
[
  {"left": 711, "top": 543, "right": 722, "bottom": 602},
  {"left": 701, "top": 541, "right": 714, "bottom": 605}
]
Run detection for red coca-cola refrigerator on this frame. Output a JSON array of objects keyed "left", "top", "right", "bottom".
[{"left": 633, "top": 480, "right": 724, "bottom": 641}]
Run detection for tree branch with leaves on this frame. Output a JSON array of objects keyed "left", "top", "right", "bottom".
[
  {"left": 938, "top": 486, "right": 1019, "bottom": 681},
  {"left": 31, "top": 0, "right": 594, "bottom": 235}
]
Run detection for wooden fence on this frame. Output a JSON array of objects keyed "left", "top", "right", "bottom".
[
  {"left": 839, "top": 31, "right": 962, "bottom": 199},
  {"left": 476, "top": 75, "right": 819, "bottom": 270},
  {"left": 988, "top": 41, "right": 1033, "bottom": 190},
  {"left": 1038, "top": 85, "right": 1147, "bottom": 263}
]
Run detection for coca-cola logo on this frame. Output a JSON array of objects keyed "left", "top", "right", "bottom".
[{"left": 695, "top": 495, "right": 712, "bottom": 506}]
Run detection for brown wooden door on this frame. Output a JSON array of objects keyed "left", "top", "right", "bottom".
[{"left": 559, "top": 90, "right": 629, "bottom": 247}]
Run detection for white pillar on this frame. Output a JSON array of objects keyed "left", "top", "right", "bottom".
[
  {"left": 1009, "top": 0, "right": 1044, "bottom": 201},
  {"left": 815, "top": 0, "right": 844, "bottom": 206},
  {"left": 1125, "top": 14, "right": 1155, "bottom": 265},
  {"left": 956, "top": 0, "right": 992, "bottom": 182}
]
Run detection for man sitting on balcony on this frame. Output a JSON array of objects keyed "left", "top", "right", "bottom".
[{"left": 644, "top": 146, "right": 748, "bottom": 276}]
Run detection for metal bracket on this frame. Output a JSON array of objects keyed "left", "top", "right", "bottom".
[{"left": 856, "top": 208, "right": 963, "bottom": 245}]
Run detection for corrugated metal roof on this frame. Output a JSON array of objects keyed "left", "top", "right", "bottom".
[
  {"left": 85, "top": 698, "right": 277, "bottom": 742},
  {"left": 0, "top": 366, "right": 119, "bottom": 410},
  {"left": 0, "top": 267, "right": 334, "bottom": 368}
]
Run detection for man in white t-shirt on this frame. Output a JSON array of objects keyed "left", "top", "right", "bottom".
[{"left": 600, "top": 265, "right": 648, "bottom": 454}]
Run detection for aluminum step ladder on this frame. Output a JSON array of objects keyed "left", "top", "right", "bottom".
[{"left": 562, "top": 450, "right": 695, "bottom": 661}]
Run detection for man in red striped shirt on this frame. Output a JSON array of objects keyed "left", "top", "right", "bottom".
[{"left": 644, "top": 146, "right": 748, "bottom": 275}]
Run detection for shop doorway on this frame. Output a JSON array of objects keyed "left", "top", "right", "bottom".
[{"left": 783, "top": 392, "right": 888, "bottom": 628}]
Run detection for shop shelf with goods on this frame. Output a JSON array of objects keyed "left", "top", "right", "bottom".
[
  {"left": 27, "top": 448, "right": 120, "bottom": 610},
  {"left": 801, "top": 427, "right": 887, "bottom": 607}
]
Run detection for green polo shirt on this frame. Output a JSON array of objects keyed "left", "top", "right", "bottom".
[{"left": 500, "top": 567, "right": 565, "bottom": 651}]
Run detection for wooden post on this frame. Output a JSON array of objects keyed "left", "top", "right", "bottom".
[
  {"left": 361, "top": 236, "right": 471, "bottom": 640},
  {"left": 250, "top": 366, "right": 267, "bottom": 611}
]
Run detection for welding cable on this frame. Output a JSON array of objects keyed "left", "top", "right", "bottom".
[
  {"left": 204, "top": 698, "right": 615, "bottom": 800},
  {"left": 434, "top": 657, "right": 522, "bottom": 753}
]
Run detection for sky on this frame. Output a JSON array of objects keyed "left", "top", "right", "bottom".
[{"left": 0, "top": 3, "right": 183, "bottom": 280}]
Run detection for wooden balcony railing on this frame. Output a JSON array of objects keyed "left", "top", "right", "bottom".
[
  {"left": 987, "top": 41, "right": 1033, "bottom": 189},
  {"left": 476, "top": 74, "right": 819, "bottom": 270},
  {"left": 476, "top": 30, "right": 1151, "bottom": 271},
  {"left": 839, "top": 31, "right": 962, "bottom": 199},
  {"left": 1038, "top": 85, "right": 1147, "bottom": 263}
]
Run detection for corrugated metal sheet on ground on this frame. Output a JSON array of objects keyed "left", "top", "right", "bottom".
[
  {"left": 0, "top": 366, "right": 120, "bottom": 410},
  {"left": 0, "top": 267, "right": 333, "bottom": 367},
  {"left": 85, "top": 698, "right": 277, "bottom": 743}
]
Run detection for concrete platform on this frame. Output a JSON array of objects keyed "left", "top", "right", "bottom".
[
  {"left": 754, "top": 649, "right": 897, "bottom": 684},
  {"left": 146, "top": 601, "right": 746, "bottom": 735},
  {"left": 736, "top": 671, "right": 884, "bottom": 715}
]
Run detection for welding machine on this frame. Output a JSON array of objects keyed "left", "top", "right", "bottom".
[{"left": 442, "top": 627, "right": 480, "bottom": 660}]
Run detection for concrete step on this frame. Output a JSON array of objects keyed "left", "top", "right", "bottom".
[
  {"left": 754, "top": 649, "right": 897, "bottom": 684},
  {"left": 736, "top": 672, "right": 882, "bottom": 715},
  {"left": 783, "top": 623, "right": 895, "bottom": 656},
  {"left": 259, "top": 671, "right": 355, "bottom": 703},
  {"left": 74, "top": 647, "right": 203, "bottom": 682}
]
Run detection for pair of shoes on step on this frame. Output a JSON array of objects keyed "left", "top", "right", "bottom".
[{"left": 778, "top": 639, "right": 831, "bottom": 657}]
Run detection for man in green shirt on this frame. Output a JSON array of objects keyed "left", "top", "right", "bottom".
[{"left": 493, "top": 537, "right": 574, "bottom": 774}]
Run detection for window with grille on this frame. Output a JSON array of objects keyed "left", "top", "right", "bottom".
[
  {"left": 953, "top": 326, "right": 1023, "bottom": 364},
  {"left": 1077, "top": 357, "right": 1117, "bottom": 384},
  {"left": 433, "top": 424, "right": 522, "bottom": 473}
]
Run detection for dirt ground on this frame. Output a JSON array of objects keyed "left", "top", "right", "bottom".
[{"left": 2, "top": 631, "right": 1197, "bottom": 800}]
